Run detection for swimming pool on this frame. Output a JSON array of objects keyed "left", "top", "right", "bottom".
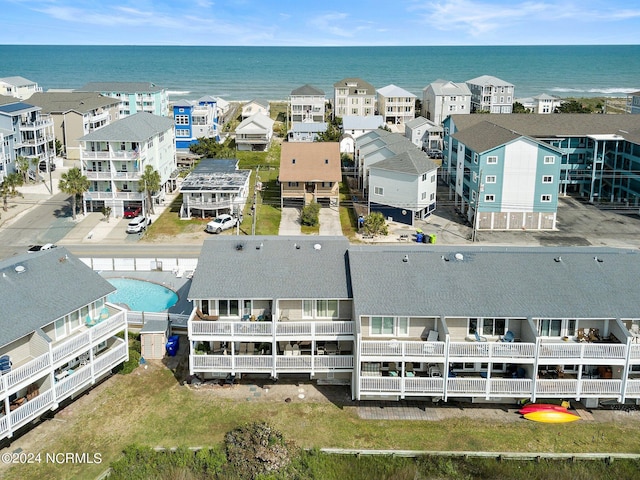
[{"left": 107, "top": 278, "right": 178, "bottom": 312}]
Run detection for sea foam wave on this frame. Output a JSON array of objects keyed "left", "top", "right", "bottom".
[
  {"left": 550, "top": 87, "right": 638, "bottom": 95},
  {"left": 167, "top": 90, "right": 191, "bottom": 96}
]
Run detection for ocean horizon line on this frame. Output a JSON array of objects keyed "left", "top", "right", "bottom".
[{"left": 2, "top": 43, "right": 639, "bottom": 48}]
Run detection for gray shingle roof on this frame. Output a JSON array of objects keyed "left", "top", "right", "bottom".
[
  {"left": 0, "top": 76, "right": 37, "bottom": 87},
  {"left": 425, "top": 80, "right": 472, "bottom": 96},
  {"left": 377, "top": 84, "right": 416, "bottom": 98},
  {"left": 0, "top": 248, "right": 116, "bottom": 347},
  {"left": 369, "top": 149, "right": 439, "bottom": 175},
  {"left": 79, "top": 112, "right": 174, "bottom": 142},
  {"left": 291, "top": 84, "right": 325, "bottom": 96},
  {"left": 342, "top": 115, "right": 384, "bottom": 130},
  {"left": 348, "top": 246, "right": 640, "bottom": 320},
  {"left": 466, "top": 75, "right": 514, "bottom": 87},
  {"left": 27, "top": 91, "right": 120, "bottom": 114},
  {"left": 451, "top": 121, "right": 522, "bottom": 153},
  {"left": 333, "top": 78, "right": 376, "bottom": 95},
  {"left": 188, "top": 236, "right": 351, "bottom": 300},
  {"left": 449, "top": 114, "right": 640, "bottom": 144}
]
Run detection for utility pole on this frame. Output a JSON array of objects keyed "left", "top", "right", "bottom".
[
  {"left": 471, "top": 169, "right": 483, "bottom": 242},
  {"left": 251, "top": 166, "right": 260, "bottom": 236}
]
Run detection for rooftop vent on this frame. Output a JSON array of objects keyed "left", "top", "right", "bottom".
[
  {"left": 442, "top": 255, "right": 449, "bottom": 262},
  {"left": 403, "top": 254, "right": 409, "bottom": 263},
  {"left": 256, "top": 242, "right": 263, "bottom": 250},
  {"left": 313, "top": 243, "right": 322, "bottom": 251},
  {"left": 235, "top": 244, "right": 244, "bottom": 251},
  {"left": 554, "top": 256, "right": 562, "bottom": 263},
  {"left": 15, "top": 265, "right": 26, "bottom": 274},
  {"left": 454, "top": 253, "right": 464, "bottom": 261},
  {"left": 295, "top": 243, "right": 300, "bottom": 250},
  {"left": 594, "top": 256, "right": 603, "bottom": 263}
]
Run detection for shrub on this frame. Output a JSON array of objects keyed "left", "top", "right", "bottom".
[
  {"left": 300, "top": 202, "right": 320, "bottom": 226},
  {"left": 363, "top": 211, "right": 388, "bottom": 236}
]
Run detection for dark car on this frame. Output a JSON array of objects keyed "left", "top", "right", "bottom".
[
  {"left": 123, "top": 206, "right": 142, "bottom": 218},
  {"left": 427, "top": 149, "right": 443, "bottom": 159},
  {"left": 38, "top": 161, "right": 56, "bottom": 172}
]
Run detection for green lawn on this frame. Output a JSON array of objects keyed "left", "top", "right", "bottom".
[{"left": 5, "top": 364, "right": 640, "bottom": 480}]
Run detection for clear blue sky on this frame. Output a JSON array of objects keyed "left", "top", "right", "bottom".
[{"left": 2, "top": 0, "right": 640, "bottom": 46}]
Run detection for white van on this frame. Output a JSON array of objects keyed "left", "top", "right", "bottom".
[{"left": 126, "top": 216, "right": 151, "bottom": 234}]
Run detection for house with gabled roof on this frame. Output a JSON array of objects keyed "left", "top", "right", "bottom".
[
  {"left": 235, "top": 112, "right": 275, "bottom": 151},
  {"left": 376, "top": 84, "right": 417, "bottom": 128},
  {"left": 290, "top": 84, "right": 325, "bottom": 124},
  {"left": 78, "top": 81, "right": 168, "bottom": 117},
  {"left": 287, "top": 122, "right": 327, "bottom": 142},
  {"left": 172, "top": 98, "right": 218, "bottom": 149},
  {"left": 27, "top": 91, "right": 120, "bottom": 160},
  {"left": 279, "top": 142, "right": 341, "bottom": 207},
  {"left": 79, "top": 112, "right": 177, "bottom": 217},
  {"left": 0, "top": 248, "right": 128, "bottom": 441},
  {"left": 515, "top": 93, "right": 563, "bottom": 114},
  {"left": 333, "top": 77, "right": 376, "bottom": 119},
  {"left": 186, "top": 236, "right": 354, "bottom": 384},
  {"left": 422, "top": 79, "right": 471, "bottom": 124},
  {"left": 0, "top": 76, "right": 42, "bottom": 100},
  {"left": 404, "top": 116, "right": 443, "bottom": 151},
  {"left": 340, "top": 115, "right": 384, "bottom": 154},
  {"left": 179, "top": 158, "right": 251, "bottom": 219},
  {"left": 241, "top": 99, "right": 270, "bottom": 119},
  {"left": 465, "top": 75, "right": 515, "bottom": 113},
  {"left": 449, "top": 120, "right": 562, "bottom": 230}
]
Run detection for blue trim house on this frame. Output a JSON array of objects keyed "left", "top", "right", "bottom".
[
  {"left": 173, "top": 99, "right": 219, "bottom": 149},
  {"left": 448, "top": 121, "right": 562, "bottom": 230}
]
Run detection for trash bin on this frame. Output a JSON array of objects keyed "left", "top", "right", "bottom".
[
  {"left": 422, "top": 233, "right": 429, "bottom": 243},
  {"left": 166, "top": 335, "right": 180, "bottom": 357},
  {"left": 416, "top": 233, "right": 424, "bottom": 243},
  {"left": 429, "top": 234, "right": 437, "bottom": 244}
]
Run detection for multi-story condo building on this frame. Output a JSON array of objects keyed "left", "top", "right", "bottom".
[
  {"left": 28, "top": 91, "right": 120, "bottom": 161},
  {"left": 376, "top": 85, "right": 417, "bottom": 127},
  {"left": 78, "top": 82, "right": 169, "bottom": 117},
  {"left": 333, "top": 78, "right": 376, "bottom": 119},
  {"left": 0, "top": 96, "right": 55, "bottom": 174},
  {"left": 443, "top": 114, "right": 640, "bottom": 206},
  {"left": 79, "top": 112, "right": 177, "bottom": 217},
  {"left": 466, "top": 75, "right": 514, "bottom": 113},
  {"left": 422, "top": 80, "right": 471, "bottom": 125},
  {"left": 172, "top": 99, "right": 219, "bottom": 149},
  {"left": 515, "top": 93, "right": 563, "bottom": 114},
  {"left": 0, "top": 76, "right": 42, "bottom": 100},
  {"left": 0, "top": 248, "right": 128, "bottom": 441},
  {"left": 0, "top": 130, "right": 9, "bottom": 183},
  {"left": 187, "top": 236, "right": 355, "bottom": 385},
  {"left": 289, "top": 84, "right": 325, "bottom": 125},
  {"left": 179, "top": 158, "right": 251, "bottom": 219},
  {"left": 404, "top": 116, "right": 443, "bottom": 151},
  {"left": 448, "top": 120, "right": 562, "bottom": 231},
  {"left": 186, "top": 238, "right": 640, "bottom": 408}
]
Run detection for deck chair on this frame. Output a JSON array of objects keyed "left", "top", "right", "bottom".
[
  {"left": 388, "top": 362, "right": 398, "bottom": 376},
  {"left": 405, "top": 362, "right": 415, "bottom": 377},
  {"left": 474, "top": 331, "right": 487, "bottom": 342},
  {"left": 247, "top": 343, "right": 255, "bottom": 355},
  {"left": 285, "top": 344, "right": 293, "bottom": 356},
  {"left": 213, "top": 341, "right": 222, "bottom": 354},
  {"left": 501, "top": 331, "right": 515, "bottom": 343},
  {"left": 427, "top": 330, "right": 439, "bottom": 342},
  {"left": 292, "top": 344, "right": 300, "bottom": 356},
  {"left": 338, "top": 341, "right": 351, "bottom": 354},
  {"left": 239, "top": 343, "right": 248, "bottom": 355},
  {"left": 99, "top": 307, "right": 110, "bottom": 321}
]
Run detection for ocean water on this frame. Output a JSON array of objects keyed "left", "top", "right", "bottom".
[{"left": 0, "top": 45, "right": 638, "bottom": 101}]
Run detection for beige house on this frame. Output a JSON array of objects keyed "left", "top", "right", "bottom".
[
  {"left": 28, "top": 92, "right": 120, "bottom": 160},
  {"left": 279, "top": 142, "right": 341, "bottom": 207}
]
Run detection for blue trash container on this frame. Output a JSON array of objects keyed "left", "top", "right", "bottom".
[
  {"left": 416, "top": 233, "right": 424, "bottom": 243},
  {"left": 166, "top": 335, "right": 179, "bottom": 357}
]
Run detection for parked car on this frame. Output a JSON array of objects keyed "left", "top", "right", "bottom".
[
  {"left": 205, "top": 214, "right": 238, "bottom": 234},
  {"left": 38, "top": 160, "right": 56, "bottom": 172},
  {"left": 126, "top": 216, "right": 151, "bottom": 234},
  {"left": 427, "top": 149, "right": 443, "bottom": 159},
  {"left": 27, "top": 243, "right": 57, "bottom": 253},
  {"left": 123, "top": 206, "right": 142, "bottom": 218}
]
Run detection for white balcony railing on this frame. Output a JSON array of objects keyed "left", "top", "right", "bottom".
[
  {"left": 447, "top": 377, "right": 487, "bottom": 395},
  {"left": 535, "top": 379, "right": 578, "bottom": 396},
  {"left": 55, "top": 364, "right": 92, "bottom": 401},
  {"left": 93, "top": 342, "right": 128, "bottom": 375},
  {"left": 275, "top": 356, "right": 312, "bottom": 369},
  {"left": 91, "top": 312, "right": 126, "bottom": 341},
  {"left": 4, "top": 352, "right": 51, "bottom": 391},
  {"left": 10, "top": 390, "right": 54, "bottom": 429},
  {"left": 404, "top": 377, "right": 445, "bottom": 394},
  {"left": 448, "top": 342, "right": 535, "bottom": 359},
  {"left": 0, "top": 414, "right": 7, "bottom": 438},
  {"left": 538, "top": 343, "right": 626, "bottom": 360},
  {"left": 192, "top": 355, "right": 233, "bottom": 370},
  {"left": 82, "top": 150, "right": 139, "bottom": 160},
  {"left": 360, "top": 340, "right": 445, "bottom": 358},
  {"left": 52, "top": 330, "right": 91, "bottom": 364},
  {"left": 359, "top": 376, "right": 402, "bottom": 393},
  {"left": 191, "top": 320, "right": 353, "bottom": 338},
  {"left": 489, "top": 379, "right": 533, "bottom": 396},
  {"left": 625, "top": 379, "right": 640, "bottom": 397},
  {"left": 234, "top": 355, "right": 273, "bottom": 370},
  {"left": 580, "top": 379, "right": 622, "bottom": 396},
  {"left": 315, "top": 355, "right": 353, "bottom": 369},
  {"left": 233, "top": 322, "right": 273, "bottom": 336},
  {"left": 629, "top": 344, "right": 640, "bottom": 360}
]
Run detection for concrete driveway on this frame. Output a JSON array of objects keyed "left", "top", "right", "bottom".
[
  {"left": 319, "top": 206, "right": 343, "bottom": 236},
  {"left": 279, "top": 207, "right": 301, "bottom": 235}
]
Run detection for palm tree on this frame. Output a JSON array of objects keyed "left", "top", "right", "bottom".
[
  {"left": 0, "top": 172, "right": 24, "bottom": 216},
  {"left": 15, "top": 156, "right": 30, "bottom": 183},
  {"left": 59, "top": 167, "right": 90, "bottom": 220},
  {"left": 138, "top": 165, "right": 161, "bottom": 215}
]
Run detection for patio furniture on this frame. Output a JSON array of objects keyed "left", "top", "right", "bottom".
[
  {"left": 428, "top": 365, "right": 442, "bottom": 377},
  {"left": 247, "top": 343, "right": 255, "bottom": 355},
  {"left": 388, "top": 362, "right": 398, "bottom": 376},
  {"left": 500, "top": 331, "right": 515, "bottom": 343},
  {"left": 426, "top": 330, "right": 439, "bottom": 342},
  {"left": 405, "top": 362, "right": 415, "bottom": 377},
  {"left": 325, "top": 343, "right": 338, "bottom": 355},
  {"left": 0, "top": 355, "right": 11, "bottom": 375},
  {"left": 338, "top": 341, "right": 351, "bottom": 354},
  {"left": 99, "top": 307, "right": 110, "bottom": 321},
  {"left": 292, "top": 344, "right": 300, "bottom": 356},
  {"left": 630, "top": 324, "right": 640, "bottom": 343},
  {"left": 284, "top": 344, "right": 293, "bottom": 356},
  {"left": 474, "top": 331, "right": 487, "bottom": 342},
  {"left": 195, "top": 309, "right": 219, "bottom": 321}
]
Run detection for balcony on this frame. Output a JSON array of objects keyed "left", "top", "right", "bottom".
[
  {"left": 190, "top": 320, "right": 353, "bottom": 338},
  {"left": 360, "top": 340, "right": 445, "bottom": 359},
  {"left": 85, "top": 170, "right": 141, "bottom": 181},
  {"left": 82, "top": 150, "right": 139, "bottom": 160},
  {"left": 448, "top": 341, "right": 535, "bottom": 360},
  {"left": 538, "top": 341, "right": 626, "bottom": 363},
  {"left": 1, "top": 352, "right": 50, "bottom": 394},
  {"left": 190, "top": 352, "right": 353, "bottom": 374}
]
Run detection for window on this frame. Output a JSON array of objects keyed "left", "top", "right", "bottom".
[
  {"left": 472, "top": 172, "right": 478, "bottom": 182},
  {"left": 430, "top": 192, "right": 435, "bottom": 201},
  {"left": 537, "top": 319, "right": 568, "bottom": 337},
  {"left": 484, "top": 194, "right": 495, "bottom": 202},
  {"left": 469, "top": 318, "right": 506, "bottom": 336},
  {"left": 473, "top": 153, "right": 478, "bottom": 164},
  {"left": 55, "top": 318, "right": 66, "bottom": 340},
  {"left": 471, "top": 190, "right": 476, "bottom": 201},
  {"left": 485, "top": 175, "right": 496, "bottom": 183},
  {"left": 544, "top": 156, "right": 555, "bottom": 164},
  {"left": 422, "top": 173, "right": 427, "bottom": 181},
  {"left": 422, "top": 192, "right": 427, "bottom": 200},
  {"left": 303, "top": 299, "right": 338, "bottom": 318},
  {"left": 449, "top": 105, "right": 456, "bottom": 112},
  {"left": 541, "top": 194, "right": 552, "bottom": 202},
  {"left": 374, "top": 186, "right": 384, "bottom": 196},
  {"left": 450, "top": 96, "right": 457, "bottom": 101},
  {"left": 69, "top": 310, "right": 81, "bottom": 330},
  {"left": 175, "top": 115, "right": 189, "bottom": 125},
  {"left": 218, "top": 300, "right": 239, "bottom": 317},
  {"left": 371, "top": 316, "right": 409, "bottom": 336},
  {"left": 487, "top": 156, "right": 498, "bottom": 164},
  {"left": 287, "top": 182, "right": 298, "bottom": 187},
  {"left": 431, "top": 174, "right": 436, "bottom": 183},
  {"left": 176, "top": 129, "right": 189, "bottom": 137},
  {"left": 542, "top": 175, "right": 553, "bottom": 183}
]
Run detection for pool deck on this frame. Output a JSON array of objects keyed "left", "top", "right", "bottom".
[{"left": 100, "top": 271, "right": 194, "bottom": 316}]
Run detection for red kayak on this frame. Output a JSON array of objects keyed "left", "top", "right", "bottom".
[{"left": 519, "top": 403, "right": 568, "bottom": 415}]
